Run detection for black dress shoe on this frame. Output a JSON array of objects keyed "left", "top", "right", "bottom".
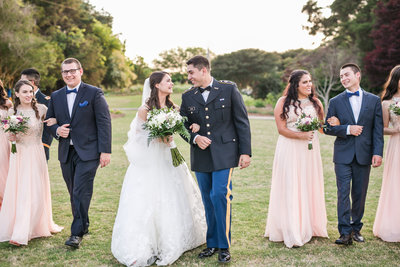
[
  {"left": 198, "top": 247, "right": 218, "bottom": 258},
  {"left": 352, "top": 231, "right": 365, "bottom": 242},
  {"left": 65, "top": 236, "right": 82, "bottom": 248},
  {"left": 218, "top": 249, "right": 231, "bottom": 263},
  {"left": 335, "top": 234, "right": 353, "bottom": 245}
]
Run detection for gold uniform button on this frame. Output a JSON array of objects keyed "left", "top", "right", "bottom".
[
  {"left": 222, "top": 105, "right": 225, "bottom": 108},
  {"left": 207, "top": 132, "right": 211, "bottom": 135},
  {"left": 205, "top": 107, "right": 208, "bottom": 111},
  {"left": 206, "top": 124, "right": 210, "bottom": 127},
  {"left": 206, "top": 116, "right": 209, "bottom": 119},
  {"left": 233, "top": 138, "right": 236, "bottom": 141}
]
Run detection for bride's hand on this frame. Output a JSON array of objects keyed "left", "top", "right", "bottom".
[{"left": 159, "top": 136, "right": 173, "bottom": 145}]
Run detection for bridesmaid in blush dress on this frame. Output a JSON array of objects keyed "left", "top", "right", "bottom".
[
  {"left": 0, "top": 80, "right": 12, "bottom": 210},
  {"left": 373, "top": 65, "right": 400, "bottom": 242},
  {"left": 265, "top": 70, "right": 331, "bottom": 248},
  {"left": 0, "top": 80, "right": 62, "bottom": 246}
]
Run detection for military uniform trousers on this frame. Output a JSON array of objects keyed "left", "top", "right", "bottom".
[{"left": 195, "top": 168, "right": 233, "bottom": 249}]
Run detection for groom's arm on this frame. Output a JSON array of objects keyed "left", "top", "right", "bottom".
[
  {"left": 94, "top": 88, "right": 112, "bottom": 154},
  {"left": 324, "top": 99, "right": 348, "bottom": 138}
]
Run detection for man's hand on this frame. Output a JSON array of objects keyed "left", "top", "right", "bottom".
[
  {"left": 56, "top": 124, "right": 70, "bottom": 138},
  {"left": 350, "top": 125, "right": 363, "bottom": 136},
  {"left": 238, "top": 154, "right": 251, "bottom": 169},
  {"left": 372, "top": 155, "right": 382, "bottom": 168},
  {"left": 196, "top": 136, "right": 212, "bottom": 150},
  {"left": 100, "top": 153, "right": 111, "bottom": 168}
]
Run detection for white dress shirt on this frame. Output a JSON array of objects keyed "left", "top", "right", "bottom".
[
  {"left": 66, "top": 82, "right": 80, "bottom": 144},
  {"left": 67, "top": 83, "right": 80, "bottom": 117},
  {"left": 346, "top": 88, "right": 362, "bottom": 135}
]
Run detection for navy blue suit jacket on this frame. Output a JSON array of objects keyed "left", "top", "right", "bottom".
[
  {"left": 324, "top": 90, "right": 384, "bottom": 165},
  {"left": 180, "top": 78, "right": 251, "bottom": 172},
  {"left": 46, "top": 82, "right": 112, "bottom": 163},
  {"left": 35, "top": 89, "right": 53, "bottom": 160}
]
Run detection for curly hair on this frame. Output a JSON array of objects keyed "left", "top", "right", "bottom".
[
  {"left": 146, "top": 71, "right": 175, "bottom": 110},
  {"left": 280, "top": 70, "right": 322, "bottom": 120},
  {"left": 13, "top": 80, "right": 40, "bottom": 119}
]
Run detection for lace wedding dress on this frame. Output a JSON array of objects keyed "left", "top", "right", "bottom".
[{"left": 111, "top": 113, "right": 206, "bottom": 266}]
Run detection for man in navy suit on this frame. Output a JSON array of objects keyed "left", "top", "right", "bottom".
[
  {"left": 181, "top": 56, "right": 251, "bottom": 263},
  {"left": 325, "top": 63, "right": 384, "bottom": 245},
  {"left": 21, "top": 68, "right": 53, "bottom": 161},
  {"left": 46, "top": 58, "right": 112, "bottom": 248}
]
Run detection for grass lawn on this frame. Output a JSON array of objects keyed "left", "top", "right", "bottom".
[{"left": 1, "top": 96, "right": 399, "bottom": 266}]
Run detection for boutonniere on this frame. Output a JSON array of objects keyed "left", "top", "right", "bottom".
[{"left": 79, "top": 101, "right": 88, "bottom": 107}]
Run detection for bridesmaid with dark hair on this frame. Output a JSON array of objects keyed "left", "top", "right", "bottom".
[
  {"left": 0, "top": 80, "right": 62, "bottom": 246},
  {"left": 0, "top": 79, "right": 13, "bottom": 210},
  {"left": 373, "top": 65, "right": 400, "bottom": 242},
  {"left": 265, "top": 70, "right": 331, "bottom": 248}
]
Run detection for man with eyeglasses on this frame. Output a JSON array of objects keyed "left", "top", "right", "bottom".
[
  {"left": 46, "top": 57, "right": 112, "bottom": 248},
  {"left": 20, "top": 68, "right": 53, "bottom": 161}
]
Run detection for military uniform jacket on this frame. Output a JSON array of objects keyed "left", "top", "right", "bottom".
[{"left": 180, "top": 78, "right": 251, "bottom": 172}]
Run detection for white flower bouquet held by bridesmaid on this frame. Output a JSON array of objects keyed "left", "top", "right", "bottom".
[
  {"left": 1, "top": 114, "right": 29, "bottom": 153},
  {"left": 143, "top": 107, "right": 190, "bottom": 166},
  {"left": 295, "top": 112, "right": 325, "bottom": 149}
]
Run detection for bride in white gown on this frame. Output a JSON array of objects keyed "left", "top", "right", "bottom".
[{"left": 111, "top": 72, "right": 206, "bottom": 266}]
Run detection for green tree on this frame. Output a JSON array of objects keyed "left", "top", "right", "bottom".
[
  {"left": 131, "top": 56, "right": 153, "bottom": 85},
  {"left": 211, "top": 49, "right": 281, "bottom": 93},
  {"left": 153, "top": 47, "right": 211, "bottom": 74}
]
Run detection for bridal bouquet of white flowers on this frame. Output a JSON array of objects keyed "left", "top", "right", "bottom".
[
  {"left": 143, "top": 107, "right": 190, "bottom": 167},
  {"left": 389, "top": 101, "right": 400, "bottom": 116},
  {"left": 295, "top": 112, "right": 324, "bottom": 150}
]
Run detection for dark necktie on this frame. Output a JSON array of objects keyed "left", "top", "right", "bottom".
[
  {"left": 199, "top": 86, "right": 211, "bottom": 94},
  {"left": 347, "top": 91, "right": 359, "bottom": 97},
  {"left": 66, "top": 88, "right": 77, "bottom": 94}
]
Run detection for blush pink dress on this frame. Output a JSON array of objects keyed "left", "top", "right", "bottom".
[
  {"left": 0, "top": 105, "right": 62, "bottom": 245},
  {"left": 265, "top": 98, "right": 328, "bottom": 248},
  {"left": 0, "top": 108, "right": 10, "bottom": 210},
  {"left": 373, "top": 97, "right": 400, "bottom": 242}
]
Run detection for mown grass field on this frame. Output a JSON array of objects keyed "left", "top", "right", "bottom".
[{"left": 0, "top": 95, "right": 399, "bottom": 266}]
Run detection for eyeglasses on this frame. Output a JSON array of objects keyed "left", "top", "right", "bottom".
[{"left": 61, "top": 68, "right": 80, "bottom": 75}]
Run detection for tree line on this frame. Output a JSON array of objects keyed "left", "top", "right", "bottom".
[{"left": 1, "top": 0, "right": 398, "bottom": 108}]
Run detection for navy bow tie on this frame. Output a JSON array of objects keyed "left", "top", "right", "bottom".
[
  {"left": 199, "top": 86, "right": 211, "bottom": 94},
  {"left": 347, "top": 91, "right": 360, "bottom": 97},
  {"left": 66, "top": 88, "right": 77, "bottom": 94}
]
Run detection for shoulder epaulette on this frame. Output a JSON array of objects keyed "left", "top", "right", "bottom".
[
  {"left": 183, "top": 87, "right": 196, "bottom": 94},
  {"left": 218, "top": 80, "right": 235, "bottom": 85}
]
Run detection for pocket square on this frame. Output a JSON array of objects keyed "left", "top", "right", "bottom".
[{"left": 79, "top": 101, "right": 88, "bottom": 107}]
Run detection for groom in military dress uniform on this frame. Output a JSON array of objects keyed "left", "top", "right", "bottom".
[{"left": 181, "top": 56, "right": 251, "bottom": 263}]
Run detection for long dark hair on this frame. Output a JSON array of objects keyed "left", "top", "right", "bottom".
[
  {"left": 0, "top": 79, "right": 9, "bottom": 110},
  {"left": 280, "top": 70, "right": 322, "bottom": 120},
  {"left": 146, "top": 71, "right": 175, "bottom": 110},
  {"left": 14, "top": 80, "right": 40, "bottom": 119},
  {"left": 381, "top": 65, "right": 400, "bottom": 101}
]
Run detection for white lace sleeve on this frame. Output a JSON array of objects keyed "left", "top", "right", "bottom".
[{"left": 123, "top": 114, "right": 169, "bottom": 165}]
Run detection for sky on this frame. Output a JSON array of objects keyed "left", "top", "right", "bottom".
[{"left": 89, "top": 0, "right": 332, "bottom": 66}]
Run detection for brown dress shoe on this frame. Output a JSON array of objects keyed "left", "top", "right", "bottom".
[
  {"left": 335, "top": 234, "right": 353, "bottom": 245},
  {"left": 352, "top": 231, "right": 365, "bottom": 242}
]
